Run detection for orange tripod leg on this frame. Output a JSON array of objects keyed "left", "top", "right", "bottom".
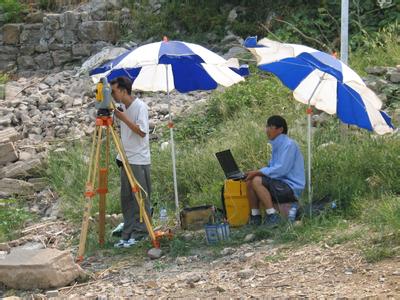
[
  {"left": 98, "top": 168, "right": 108, "bottom": 246},
  {"left": 109, "top": 125, "right": 158, "bottom": 244}
]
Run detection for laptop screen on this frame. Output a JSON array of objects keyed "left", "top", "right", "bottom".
[{"left": 215, "top": 149, "right": 241, "bottom": 178}]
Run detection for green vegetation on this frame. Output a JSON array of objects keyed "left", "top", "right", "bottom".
[
  {"left": 122, "top": 0, "right": 399, "bottom": 53},
  {"left": 0, "top": 0, "right": 27, "bottom": 23},
  {"left": 358, "top": 194, "right": 400, "bottom": 262},
  {"left": 0, "top": 72, "right": 9, "bottom": 84},
  {"left": 38, "top": 0, "right": 57, "bottom": 11},
  {"left": 46, "top": 142, "right": 122, "bottom": 222},
  {"left": 0, "top": 198, "right": 35, "bottom": 242},
  {"left": 0, "top": 73, "right": 8, "bottom": 100},
  {"left": 350, "top": 21, "right": 400, "bottom": 75}
]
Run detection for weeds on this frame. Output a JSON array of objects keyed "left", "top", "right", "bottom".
[
  {"left": 357, "top": 194, "right": 400, "bottom": 261},
  {"left": 0, "top": 198, "right": 35, "bottom": 242},
  {"left": 0, "top": 73, "right": 9, "bottom": 84},
  {"left": 46, "top": 139, "right": 121, "bottom": 223},
  {"left": 350, "top": 21, "right": 400, "bottom": 75},
  {"left": 265, "top": 253, "right": 286, "bottom": 263}
]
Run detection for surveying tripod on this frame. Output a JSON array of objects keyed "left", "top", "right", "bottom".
[{"left": 76, "top": 108, "right": 172, "bottom": 262}]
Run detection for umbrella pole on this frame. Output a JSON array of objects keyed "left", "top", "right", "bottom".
[
  {"left": 307, "top": 106, "right": 312, "bottom": 216},
  {"left": 306, "top": 75, "right": 324, "bottom": 217},
  {"left": 165, "top": 65, "right": 180, "bottom": 225}
]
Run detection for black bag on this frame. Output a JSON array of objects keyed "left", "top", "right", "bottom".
[{"left": 300, "top": 195, "right": 337, "bottom": 217}]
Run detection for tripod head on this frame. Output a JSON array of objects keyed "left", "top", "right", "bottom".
[{"left": 95, "top": 77, "right": 113, "bottom": 116}]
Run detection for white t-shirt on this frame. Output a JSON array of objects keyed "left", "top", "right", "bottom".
[{"left": 117, "top": 97, "right": 150, "bottom": 165}]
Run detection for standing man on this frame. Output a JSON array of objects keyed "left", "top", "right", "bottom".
[
  {"left": 246, "top": 115, "right": 305, "bottom": 226},
  {"left": 110, "top": 76, "right": 151, "bottom": 248}
]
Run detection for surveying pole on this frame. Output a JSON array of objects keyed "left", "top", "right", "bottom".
[{"left": 76, "top": 79, "right": 172, "bottom": 262}]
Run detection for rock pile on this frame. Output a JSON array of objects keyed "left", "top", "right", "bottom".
[{"left": 364, "top": 65, "right": 400, "bottom": 124}]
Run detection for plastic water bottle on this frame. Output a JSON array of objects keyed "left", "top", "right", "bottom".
[
  {"left": 159, "top": 207, "right": 168, "bottom": 224},
  {"left": 288, "top": 202, "right": 298, "bottom": 223}
]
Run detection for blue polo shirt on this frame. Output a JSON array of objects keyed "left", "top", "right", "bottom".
[{"left": 260, "top": 134, "right": 305, "bottom": 198}]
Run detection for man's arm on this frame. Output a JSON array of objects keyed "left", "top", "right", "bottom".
[
  {"left": 260, "top": 143, "right": 297, "bottom": 178},
  {"left": 245, "top": 170, "right": 263, "bottom": 181},
  {"left": 114, "top": 109, "right": 146, "bottom": 137}
]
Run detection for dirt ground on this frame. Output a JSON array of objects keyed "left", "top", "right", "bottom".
[
  {"left": 2, "top": 221, "right": 400, "bottom": 299},
  {"left": 62, "top": 243, "right": 400, "bottom": 299}
]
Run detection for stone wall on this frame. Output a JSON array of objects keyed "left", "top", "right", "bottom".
[{"left": 0, "top": 10, "right": 119, "bottom": 73}]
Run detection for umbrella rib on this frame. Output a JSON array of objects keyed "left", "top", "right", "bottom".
[
  {"left": 122, "top": 68, "right": 135, "bottom": 80},
  {"left": 271, "top": 64, "right": 372, "bottom": 115},
  {"left": 261, "top": 60, "right": 310, "bottom": 68}
]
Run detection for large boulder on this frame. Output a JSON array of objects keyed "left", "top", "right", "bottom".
[
  {"left": 19, "top": 24, "right": 42, "bottom": 44},
  {"left": 0, "top": 248, "right": 85, "bottom": 290},
  {"left": 78, "top": 21, "right": 119, "bottom": 43},
  {"left": 0, "top": 178, "right": 34, "bottom": 197},
  {"left": 2, "top": 24, "right": 22, "bottom": 45},
  {"left": 0, "top": 46, "right": 18, "bottom": 72},
  {"left": 0, "top": 158, "right": 42, "bottom": 179}
]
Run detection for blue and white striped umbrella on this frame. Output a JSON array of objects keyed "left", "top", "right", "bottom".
[
  {"left": 90, "top": 40, "right": 248, "bottom": 92},
  {"left": 244, "top": 36, "right": 393, "bottom": 206},
  {"left": 90, "top": 39, "right": 248, "bottom": 221},
  {"left": 244, "top": 36, "right": 393, "bottom": 135}
]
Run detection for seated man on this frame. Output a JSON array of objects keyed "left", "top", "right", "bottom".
[{"left": 245, "top": 115, "right": 305, "bottom": 226}]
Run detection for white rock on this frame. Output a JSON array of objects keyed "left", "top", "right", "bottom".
[
  {"left": 0, "top": 248, "right": 85, "bottom": 289},
  {"left": 147, "top": 248, "right": 162, "bottom": 260}
]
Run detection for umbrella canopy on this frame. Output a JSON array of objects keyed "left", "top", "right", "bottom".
[
  {"left": 244, "top": 36, "right": 393, "bottom": 134},
  {"left": 90, "top": 40, "right": 248, "bottom": 92},
  {"left": 244, "top": 36, "right": 393, "bottom": 206},
  {"left": 90, "top": 39, "right": 248, "bottom": 222}
]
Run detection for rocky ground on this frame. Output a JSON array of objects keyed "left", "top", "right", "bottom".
[{"left": 1, "top": 220, "right": 400, "bottom": 299}]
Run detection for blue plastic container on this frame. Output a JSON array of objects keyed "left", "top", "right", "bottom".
[{"left": 205, "top": 223, "right": 230, "bottom": 244}]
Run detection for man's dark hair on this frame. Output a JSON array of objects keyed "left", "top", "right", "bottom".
[
  {"left": 110, "top": 77, "right": 133, "bottom": 95},
  {"left": 267, "top": 115, "right": 288, "bottom": 134}
]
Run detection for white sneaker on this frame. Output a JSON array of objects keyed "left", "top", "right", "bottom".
[
  {"left": 123, "top": 238, "right": 137, "bottom": 248},
  {"left": 114, "top": 238, "right": 137, "bottom": 248}
]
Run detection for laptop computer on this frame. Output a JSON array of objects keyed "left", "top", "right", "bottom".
[{"left": 215, "top": 149, "right": 247, "bottom": 180}]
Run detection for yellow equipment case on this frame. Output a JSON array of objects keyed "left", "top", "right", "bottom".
[
  {"left": 222, "top": 179, "right": 250, "bottom": 226},
  {"left": 222, "top": 179, "right": 296, "bottom": 226}
]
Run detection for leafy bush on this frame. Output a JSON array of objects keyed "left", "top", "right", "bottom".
[
  {"left": 124, "top": 0, "right": 228, "bottom": 44},
  {"left": 0, "top": 0, "right": 27, "bottom": 23}
]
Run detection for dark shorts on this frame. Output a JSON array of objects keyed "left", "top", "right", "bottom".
[{"left": 261, "top": 176, "right": 296, "bottom": 203}]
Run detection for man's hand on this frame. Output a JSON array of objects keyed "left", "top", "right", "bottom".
[
  {"left": 114, "top": 109, "right": 146, "bottom": 138},
  {"left": 245, "top": 170, "right": 262, "bottom": 181},
  {"left": 114, "top": 108, "right": 128, "bottom": 123}
]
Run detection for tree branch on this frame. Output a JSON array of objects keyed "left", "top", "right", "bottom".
[
  {"left": 259, "top": 22, "right": 284, "bottom": 43},
  {"left": 273, "top": 18, "right": 333, "bottom": 53}
]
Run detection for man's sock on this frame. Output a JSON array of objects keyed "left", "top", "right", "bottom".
[
  {"left": 266, "top": 208, "right": 277, "bottom": 215},
  {"left": 251, "top": 209, "right": 260, "bottom": 216}
]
